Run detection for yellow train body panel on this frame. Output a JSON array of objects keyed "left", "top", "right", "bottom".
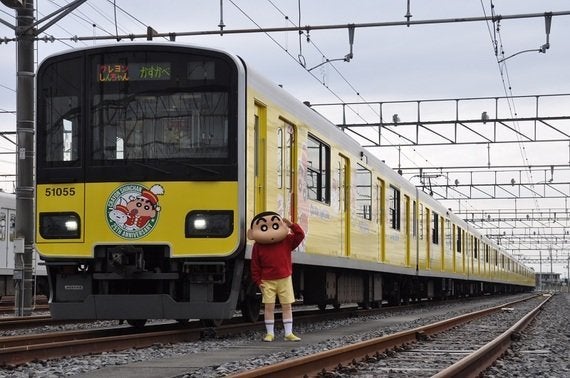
[
  {"left": 350, "top": 218, "right": 381, "bottom": 262},
  {"left": 247, "top": 79, "right": 533, "bottom": 289},
  {"left": 36, "top": 182, "right": 240, "bottom": 258}
]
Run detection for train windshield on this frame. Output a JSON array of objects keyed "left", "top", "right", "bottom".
[
  {"left": 37, "top": 47, "right": 239, "bottom": 183},
  {"left": 91, "top": 91, "right": 228, "bottom": 160}
]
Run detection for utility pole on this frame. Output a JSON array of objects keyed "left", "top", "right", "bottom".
[
  {"left": 549, "top": 247, "right": 553, "bottom": 286},
  {"left": 1, "top": 0, "right": 35, "bottom": 316},
  {"left": 1, "top": 0, "right": 87, "bottom": 316}
]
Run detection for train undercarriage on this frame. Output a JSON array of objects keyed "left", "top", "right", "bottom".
[
  {"left": 45, "top": 245, "right": 245, "bottom": 326},
  {"left": 239, "top": 263, "right": 534, "bottom": 322},
  {"left": 44, "top": 244, "right": 532, "bottom": 327}
]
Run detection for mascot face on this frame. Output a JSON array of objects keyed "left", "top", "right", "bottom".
[{"left": 247, "top": 211, "right": 289, "bottom": 244}]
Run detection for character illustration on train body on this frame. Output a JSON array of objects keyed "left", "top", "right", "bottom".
[{"left": 107, "top": 183, "right": 164, "bottom": 238}]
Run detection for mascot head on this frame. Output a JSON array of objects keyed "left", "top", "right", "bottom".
[{"left": 247, "top": 211, "right": 289, "bottom": 244}]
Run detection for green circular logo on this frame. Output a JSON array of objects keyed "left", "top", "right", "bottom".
[{"left": 105, "top": 183, "right": 164, "bottom": 239}]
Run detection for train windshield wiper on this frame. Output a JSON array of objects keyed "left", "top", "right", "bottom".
[
  {"left": 133, "top": 161, "right": 171, "bottom": 175},
  {"left": 179, "top": 162, "right": 220, "bottom": 176}
]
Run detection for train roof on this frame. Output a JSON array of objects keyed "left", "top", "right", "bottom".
[{"left": 36, "top": 43, "right": 525, "bottom": 269}]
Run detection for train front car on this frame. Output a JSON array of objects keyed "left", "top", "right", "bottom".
[{"left": 35, "top": 45, "right": 246, "bottom": 325}]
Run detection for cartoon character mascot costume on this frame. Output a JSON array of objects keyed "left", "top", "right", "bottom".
[{"left": 248, "top": 211, "right": 305, "bottom": 342}]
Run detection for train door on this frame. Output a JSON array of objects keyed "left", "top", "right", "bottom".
[
  {"left": 254, "top": 103, "right": 267, "bottom": 214},
  {"left": 440, "top": 217, "right": 445, "bottom": 271},
  {"left": 426, "top": 207, "right": 431, "bottom": 270},
  {"left": 473, "top": 236, "right": 477, "bottom": 277},
  {"left": 0, "top": 209, "right": 9, "bottom": 269},
  {"left": 377, "top": 178, "right": 385, "bottom": 262},
  {"left": 339, "top": 154, "right": 350, "bottom": 257},
  {"left": 404, "top": 194, "right": 411, "bottom": 266},
  {"left": 468, "top": 234, "right": 473, "bottom": 276},
  {"left": 277, "top": 121, "right": 297, "bottom": 221},
  {"left": 460, "top": 227, "right": 465, "bottom": 274},
  {"left": 452, "top": 224, "right": 457, "bottom": 273}
]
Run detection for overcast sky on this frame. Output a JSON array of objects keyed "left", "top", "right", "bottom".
[{"left": 0, "top": 1, "right": 568, "bottom": 276}]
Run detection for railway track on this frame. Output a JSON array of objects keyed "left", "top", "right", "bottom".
[
  {"left": 0, "top": 304, "right": 378, "bottom": 367},
  {"left": 229, "top": 294, "right": 549, "bottom": 377},
  {"left": 0, "top": 294, "right": 544, "bottom": 373},
  {"left": 0, "top": 315, "right": 53, "bottom": 331},
  {"left": 0, "top": 322, "right": 206, "bottom": 367},
  {"left": 0, "top": 295, "right": 49, "bottom": 314}
]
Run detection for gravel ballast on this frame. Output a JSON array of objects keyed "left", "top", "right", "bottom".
[{"left": 0, "top": 293, "right": 567, "bottom": 377}]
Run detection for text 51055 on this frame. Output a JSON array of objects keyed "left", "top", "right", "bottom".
[{"left": 45, "top": 187, "right": 76, "bottom": 197}]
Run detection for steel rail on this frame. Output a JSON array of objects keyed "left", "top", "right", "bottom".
[
  {"left": 432, "top": 294, "right": 552, "bottom": 378},
  {"left": 0, "top": 323, "right": 206, "bottom": 367},
  {"left": 229, "top": 295, "right": 541, "bottom": 378},
  {"left": 0, "top": 305, "right": 376, "bottom": 367},
  {"left": 0, "top": 315, "right": 52, "bottom": 330},
  {"left": 0, "top": 304, "right": 48, "bottom": 314}
]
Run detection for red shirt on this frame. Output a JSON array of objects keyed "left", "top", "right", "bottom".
[{"left": 250, "top": 223, "right": 305, "bottom": 285}]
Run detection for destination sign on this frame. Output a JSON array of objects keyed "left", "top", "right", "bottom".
[{"left": 98, "top": 63, "right": 171, "bottom": 82}]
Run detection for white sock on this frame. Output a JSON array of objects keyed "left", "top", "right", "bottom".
[
  {"left": 265, "top": 320, "right": 274, "bottom": 335},
  {"left": 283, "top": 318, "right": 293, "bottom": 335}
]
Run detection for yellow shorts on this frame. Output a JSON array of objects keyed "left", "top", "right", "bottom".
[{"left": 260, "top": 276, "right": 295, "bottom": 304}]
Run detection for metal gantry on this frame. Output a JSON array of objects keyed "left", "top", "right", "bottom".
[
  {"left": 311, "top": 93, "right": 570, "bottom": 267},
  {"left": 312, "top": 93, "right": 570, "bottom": 147}
]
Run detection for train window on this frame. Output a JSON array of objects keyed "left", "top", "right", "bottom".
[
  {"left": 419, "top": 204, "right": 424, "bottom": 239},
  {"left": 277, "top": 128, "right": 283, "bottom": 188},
  {"left": 9, "top": 214, "right": 15, "bottom": 241},
  {"left": 306, "top": 134, "right": 330, "bottom": 204},
  {"left": 285, "top": 123, "right": 294, "bottom": 191},
  {"left": 38, "top": 57, "right": 81, "bottom": 164},
  {"left": 412, "top": 201, "right": 417, "bottom": 237},
  {"left": 456, "top": 226, "right": 462, "bottom": 253},
  {"left": 431, "top": 211, "right": 439, "bottom": 244},
  {"left": 356, "top": 164, "right": 372, "bottom": 220},
  {"left": 277, "top": 121, "right": 295, "bottom": 191},
  {"left": 388, "top": 186, "right": 400, "bottom": 230},
  {"left": 254, "top": 114, "right": 260, "bottom": 177},
  {"left": 91, "top": 91, "right": 229, "bottom": 160},
  {"left": 445, "top": 218, "right": 452, "bottom": 251},
  {"left": 0, "top": 213, "right": 5, "bottom": 241},
  {"left": 474, "top": 239, "right": 478, "bottom": 259},
  {"left": 46, "top": 97, "right": 81, "bottom": 162}
]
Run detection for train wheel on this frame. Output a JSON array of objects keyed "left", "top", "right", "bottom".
[
  {"left": 317, "top": 303, "right": 327, "bottom": 311},
  {"left": 332, "top": 302, "right": 341, "bottom": 310},
  {"left": 241, "top": 295, "right": 261, "bottom": 322},
  {"left": 241, "top": 282, "right": 262, "bottom": 322},
  {"left": 201, "top": 318, "right": 224, "bottom": 327},
  {"left": 127, "top": 319, "right": 147, "bottom": 328}
]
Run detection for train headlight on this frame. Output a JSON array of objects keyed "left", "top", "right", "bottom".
[
  {"left": 39, "top": 212, "right": 81, "bottom": 239},
  {"left": 185, "top": 210, "right": 233, "bottom": 238}
]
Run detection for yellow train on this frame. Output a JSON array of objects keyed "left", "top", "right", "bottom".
[{"left": 35, "top": 44, "right": 534, "bottom": 325}]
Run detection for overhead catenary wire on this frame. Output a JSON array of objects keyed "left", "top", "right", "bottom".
[
  {"left": 264, "top": 0, "right": 435, "bottom": 171},
  {"left": 481, "top": 0, "right": 541, "bottom": 211},
  {"left": 27, "top": 9, "right": 569, "bottom": 43}
]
